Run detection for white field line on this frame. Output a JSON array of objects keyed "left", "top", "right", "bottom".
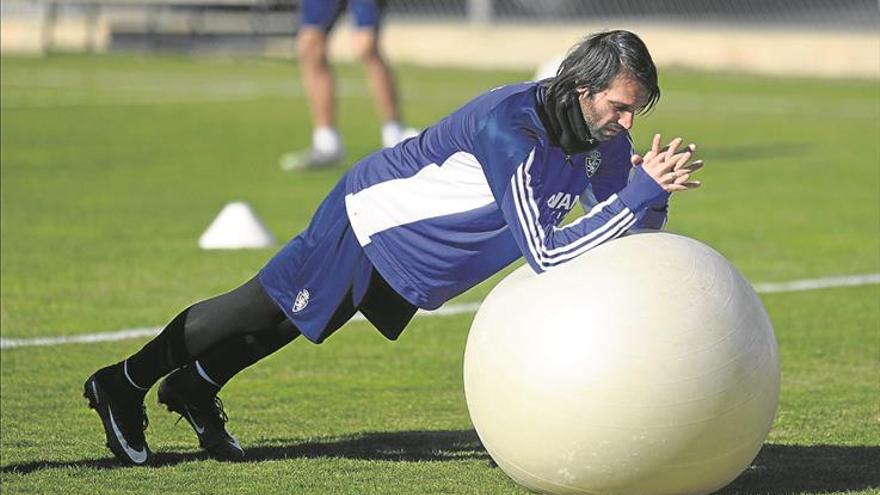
[
  {"left": 752, "top": 273, "right": 880, "bottom": 293},
  {"left": 0, "top": 75, "right": 473, "bottom": 110},
  {"left": 0, "top": 302, "right": 483, "bottom": 350},
  {"left": 1, "top": 273, "right": 878, "bottom": 350}
]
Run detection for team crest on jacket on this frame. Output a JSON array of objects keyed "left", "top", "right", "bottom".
[
  {"left": 292, "top": 289, "right": 310, "bottom": 313},
  {"left": 585, "top": 150, "right": 602, "bottom": 177}
]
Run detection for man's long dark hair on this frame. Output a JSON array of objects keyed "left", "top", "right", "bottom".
[{"left": 547, "top": 30, "right": 660, "bottom": 114}]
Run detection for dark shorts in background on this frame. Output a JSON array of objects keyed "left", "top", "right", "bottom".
[
  {"left": 259, "top": 175, "right": 416, "bottom": 344},
  {"left": 300, "top": 0, "right": 384, "bottom": 32}
]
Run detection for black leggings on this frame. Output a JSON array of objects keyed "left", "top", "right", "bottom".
[
  {"left": 126, "top": 269, "right": 415, "bottom": 390},
  {"left": 183, "top": 275, "right": 293, "bottom": 356},
  {"left": 183, "top": 276, "right": 300, "bottom": 386},
  {"left": 126, "top": 275, "right": 300, "bottom": 389}
]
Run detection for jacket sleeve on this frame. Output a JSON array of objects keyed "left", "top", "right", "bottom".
[
  {"left": 585, "top": 135, "right": 670, "bottom": 231},
  {"left": 497, "top": 147, "right": 667, "bottom": 273}
]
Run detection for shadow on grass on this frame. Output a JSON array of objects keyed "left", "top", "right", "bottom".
[
  {"left": 0, "top": 429, "right": 487, "bottom": 474},
  {"left": 717, "top": 444, "right": 880, "bottom": 494},
  {"left": 703, "top": 142, "right": 807, "bottom": 164},
  {"left": 245, "top": 429, "right": 489, "bottom": 463},
  {"left": 3, "top": 439, "right": 878, "bottom": 494}
]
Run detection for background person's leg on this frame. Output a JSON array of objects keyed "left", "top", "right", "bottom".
[
  {"left": 350, "top": 0, "right": 418, "bottom": 148},
  {"left": 298, "top": 28, "right": 338, "bottom": 139},
  {"left": 281, "top": 0, "right": 345, "bottom": 170},
  {"left": 352, "top": 28, "right": 407, "bottom": 147}
]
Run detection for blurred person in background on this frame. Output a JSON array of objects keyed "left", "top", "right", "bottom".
[
  {"left": 279, "top": 0, "right": 417, "bottom": 171},
  {"left": 84, "top": 30, "right": 703, "bottom": 465}
]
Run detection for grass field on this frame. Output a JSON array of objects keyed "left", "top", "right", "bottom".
[{"left": 1, "top": 53, "right": 879, "bottom": 494}]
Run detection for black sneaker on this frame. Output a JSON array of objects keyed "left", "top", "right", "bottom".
[
  {"left": 157, "top": 367, "right": 244, "bottom": 461},
  {"left": 83, "top": 364, "right": 151, "bottom": 465}
]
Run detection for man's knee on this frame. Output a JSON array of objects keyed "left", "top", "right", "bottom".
[
  {"left": 297, "top": 28, "right": 329, "bottom": 65},
  {"left": 352, "top": 31, "right": 382, "bottom": 64}
]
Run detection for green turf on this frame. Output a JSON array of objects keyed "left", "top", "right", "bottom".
[{"left": 1, "top": 54, "right": 878, "bottom": 494}]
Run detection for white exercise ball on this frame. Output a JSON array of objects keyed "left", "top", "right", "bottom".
[{"left": 464, "top": 231, "right": 779, "bottom": 495}]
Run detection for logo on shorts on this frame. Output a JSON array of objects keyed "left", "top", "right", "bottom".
[
  {"left": 292, "top": 289, "right": 310, "bottom": 313},
  {"left": 585, "top": 150, "right": 602, "bottom": 177}
]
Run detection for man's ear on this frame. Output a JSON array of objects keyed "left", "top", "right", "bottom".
[{"left": 575, "top": 86, "right": 592, "bottom": 101}]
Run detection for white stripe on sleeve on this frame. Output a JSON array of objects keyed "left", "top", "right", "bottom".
[
  {"left": 346, "top": 152, "right": 496, "bottom": 246},
  {"left": 511, "top": 149, "right": 634, "bottom": 269}
]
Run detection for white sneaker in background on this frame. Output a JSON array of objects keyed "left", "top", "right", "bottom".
[
  {"left": 279, "top": 146, "right": 345, "bottom": 171},
  {"left": 382, "top": 122, "right": 420, "bottom": 148}
]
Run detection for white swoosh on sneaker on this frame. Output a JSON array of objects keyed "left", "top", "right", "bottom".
[
  {"left": 107, "top": 405, "right": 148, "bottom": 464},
  {"left": 185, "top": 408, "right": 206, "bottom": 435},
  {"left": 230, "top": 436, "right": 242, "bottom": 452}
]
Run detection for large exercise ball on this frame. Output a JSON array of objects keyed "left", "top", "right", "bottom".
[{"left": 464, "top": 232, "right": 779, "bottom": 495}]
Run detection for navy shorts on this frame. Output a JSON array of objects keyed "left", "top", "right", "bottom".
[
  {"left": 259, "top": 175, "right": 416, "bottom": 343},
  {"left": 300, "top": 0, "right": 384, "bottom": 32}
]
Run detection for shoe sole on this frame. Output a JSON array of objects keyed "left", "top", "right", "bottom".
[
  {"left": 278, "top": 153, "right": 343, "bottom": 171},
  {"left": 157, "top": 380, "right": 245, "bottom": 461},
  {"left": 83, "top": 375, "right": 151, "bottom": 465}
]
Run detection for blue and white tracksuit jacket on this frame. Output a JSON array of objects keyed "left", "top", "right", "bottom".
[{"left": 344, "top": 81, "right": 669, "bottom": 310}]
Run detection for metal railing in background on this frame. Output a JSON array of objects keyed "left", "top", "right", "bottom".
[
  {"left": 2, "top": 0, "right": 298, "bottom": 54},
  {"left": 385, "top": 0, "right": 879, "bottom": 27},
  {"left": 2, "top": 0, "right": 877, "bottom": 55}
]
